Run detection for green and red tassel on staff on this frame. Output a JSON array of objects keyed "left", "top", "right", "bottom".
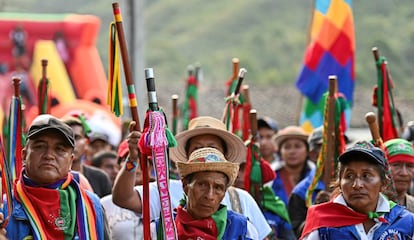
[
  {"left": 181, "top": 65, "right": 198, "bottom": 131},
  {"left": 372, "top": 47, "right": 401, "bottom": 141}
]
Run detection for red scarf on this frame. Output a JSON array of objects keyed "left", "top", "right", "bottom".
[
  {"left": 175, "top": 205, "right": 218, "bottom": 240},
  {"left": 300, "top": 201, "right": 368, "bottom": 239}
]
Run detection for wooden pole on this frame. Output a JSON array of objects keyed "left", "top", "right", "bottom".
[
  {"left": 171, "top": 94, "right": 179, "bottom": 135},
  {"left": 249, "top": 109, "right": 262, "bottom": 205},
  {"left": 112, "top": 2, "right": 140, "bottom": 131},
  {"left": 322, "top": 76, "right": 337, "bottom": 188}
]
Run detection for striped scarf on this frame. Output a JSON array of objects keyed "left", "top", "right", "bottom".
[{"left": 14, "top": 169, "right": 100, "bottom": 240}]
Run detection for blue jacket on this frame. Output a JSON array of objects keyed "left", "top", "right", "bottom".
[
  {"left": 3, "top": 190, "right": 107, "bottom": 240},
  {"left": 317, "top": 205, "right": 414, "bottom": 239},
  {"left": 291, "top": 168, "right": 325, "bottom": 201},
  {"left": 222, "top": 210, "right": 252, "bottom": 239},
  {"left": 272, "top": 163, "right": 313, "bottom": 205}
]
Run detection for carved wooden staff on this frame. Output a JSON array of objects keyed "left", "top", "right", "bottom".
[
  {"left": 322, "top": 76, "right": 337, "bottom": 188},
  {"left": 112, "top": 2, "right": 140, "bottom": 131}
]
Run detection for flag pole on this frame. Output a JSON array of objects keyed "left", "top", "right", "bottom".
[{"left": 295, "top": 0, "right": 315, "bottom": 126}]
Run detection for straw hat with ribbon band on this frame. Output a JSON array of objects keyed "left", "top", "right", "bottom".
[
  {"left": 273, "top": 125, "right": 309, "bottom": 150},
  {"left": 170, "top": 116, "right": 246, "bottom": 163},
  {"left": 384, "top": 138, "right": 414, "bottom": 164},
  {"left": 177, "top": 147, "right": 240, "bottom": 186}
]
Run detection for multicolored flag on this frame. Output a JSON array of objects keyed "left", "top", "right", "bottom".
[{"left": 296, "top": 0, "right": 355, "bottom": 132}]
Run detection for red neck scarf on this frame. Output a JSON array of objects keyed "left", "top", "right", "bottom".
[
  {"left": 300, "top": 201, "right": 368, "bottom": 239},
  {"left": 175, "top": 205, "right": 218, "bottom": 240}
]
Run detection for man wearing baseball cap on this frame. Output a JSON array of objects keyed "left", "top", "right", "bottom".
[
  {"left": 112, "top": 116, "right": 271, "bottom": 239},
  {"left": 2, "top": 114, "right": 109, "bottom": 239},
  {"left": 385, "top": 138, "right": 414, "bottom": 212}
]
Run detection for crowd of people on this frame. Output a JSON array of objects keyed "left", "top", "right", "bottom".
[{"left": 1, "top": 103, "right": 414, "bottom": 239}]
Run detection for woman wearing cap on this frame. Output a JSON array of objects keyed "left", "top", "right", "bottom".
[
  {"left": 301, "top": 141, "right": 414, "bottom": 239},
  {"left": 270, "top": 126, "right": 315, "bottom": 205},
  {"left": 175, "top": 147, "right": 258, "bottom": 239},
  {"left": 385, "top": 138, "right": 414, "bottom": 212}
]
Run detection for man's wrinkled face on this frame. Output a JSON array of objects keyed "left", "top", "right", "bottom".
[
  {"left": 390, "top": 161, "right": 414, "bottom": 195},
  {"left": 183, "top": 171, "right": 227, "bottom": 219},
  {"left": 23, "top": 131, "right": 74, "bottom": 185}
]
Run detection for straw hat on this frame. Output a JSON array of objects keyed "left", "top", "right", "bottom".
[
  {"left": 170, "top": 116, "right": 246, "bottom": 163},
  {"left": 177, "top": 147, "right": 239, "bottom": 185},
  {"left": 274, "top": 125, "right": 309, "bottom": 149}
]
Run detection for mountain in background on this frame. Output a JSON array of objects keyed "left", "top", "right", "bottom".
[{"left": 2, "top": 0, "right": 414, "bottom": 128}]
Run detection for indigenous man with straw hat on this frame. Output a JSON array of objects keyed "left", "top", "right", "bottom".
[
  {"left": 1, "top": 114, "right": 109, "bottom": 239},
  {"left": 112, "top": 116, "right": 272, "bottom": 239},
  {"left": 174, "top": 147, "right": 258, "bottom": 239},
  {"left": 385, "top": 138, "right": 414, "bottom": 212}
]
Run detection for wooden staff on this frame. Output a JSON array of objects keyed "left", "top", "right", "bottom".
[
  {"left": 242, "top": 85, "right": 250, "bottom": 105},
  {"left": 112, "top": 2, "right": 140, "bottom": 131},
  {"left": 242, "top": 85, "right": 251, "bottom": 141},
  {"left": 372, "top": 47, "right": 393, "bottom": 88},
  {"left": 365, "top": 112, "right": 398, "bottom": 201},
  {"left": 365, "top": 112, "right": 383, "bottom": 147},
  {"left": 221, "top": 68, "right": 247, "bottom": 124},
  {"left": 249, "top": 109, "right": 262, "bottom": 204},
  {"left": 231, "top": 58, "right": 239, "bottom": 82},
  {"left": 322, "top": 76, "right": 337, "bottom": 188},
  {"left": 38, "top": 59, "right": 50, "bottom": 114},
  {"left": 171, "top": 94, "right": 179, "bottom": 135}
]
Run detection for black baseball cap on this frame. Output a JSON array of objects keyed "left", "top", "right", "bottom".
[
  {"left": 338, "top": 141, "right": 387, "bottom": 168},
  {"left": 27, "top": 114, "right": 75, "bottom": 148}
]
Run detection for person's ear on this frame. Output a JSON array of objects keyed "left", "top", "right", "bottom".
[
  {"left": 22, "top": 147, "right": 27, "bottom": 166},
  {"left": 182, "top": 178, "right": 189, "bottom": 195}
]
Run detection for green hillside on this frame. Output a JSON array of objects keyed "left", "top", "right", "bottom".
[{"left": 3, "top": 0, "right": 414, "bottom": 99}]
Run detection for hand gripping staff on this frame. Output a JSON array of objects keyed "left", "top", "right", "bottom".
[{"left": 138, "top": 68, "right": 178, "bottom": 240}]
